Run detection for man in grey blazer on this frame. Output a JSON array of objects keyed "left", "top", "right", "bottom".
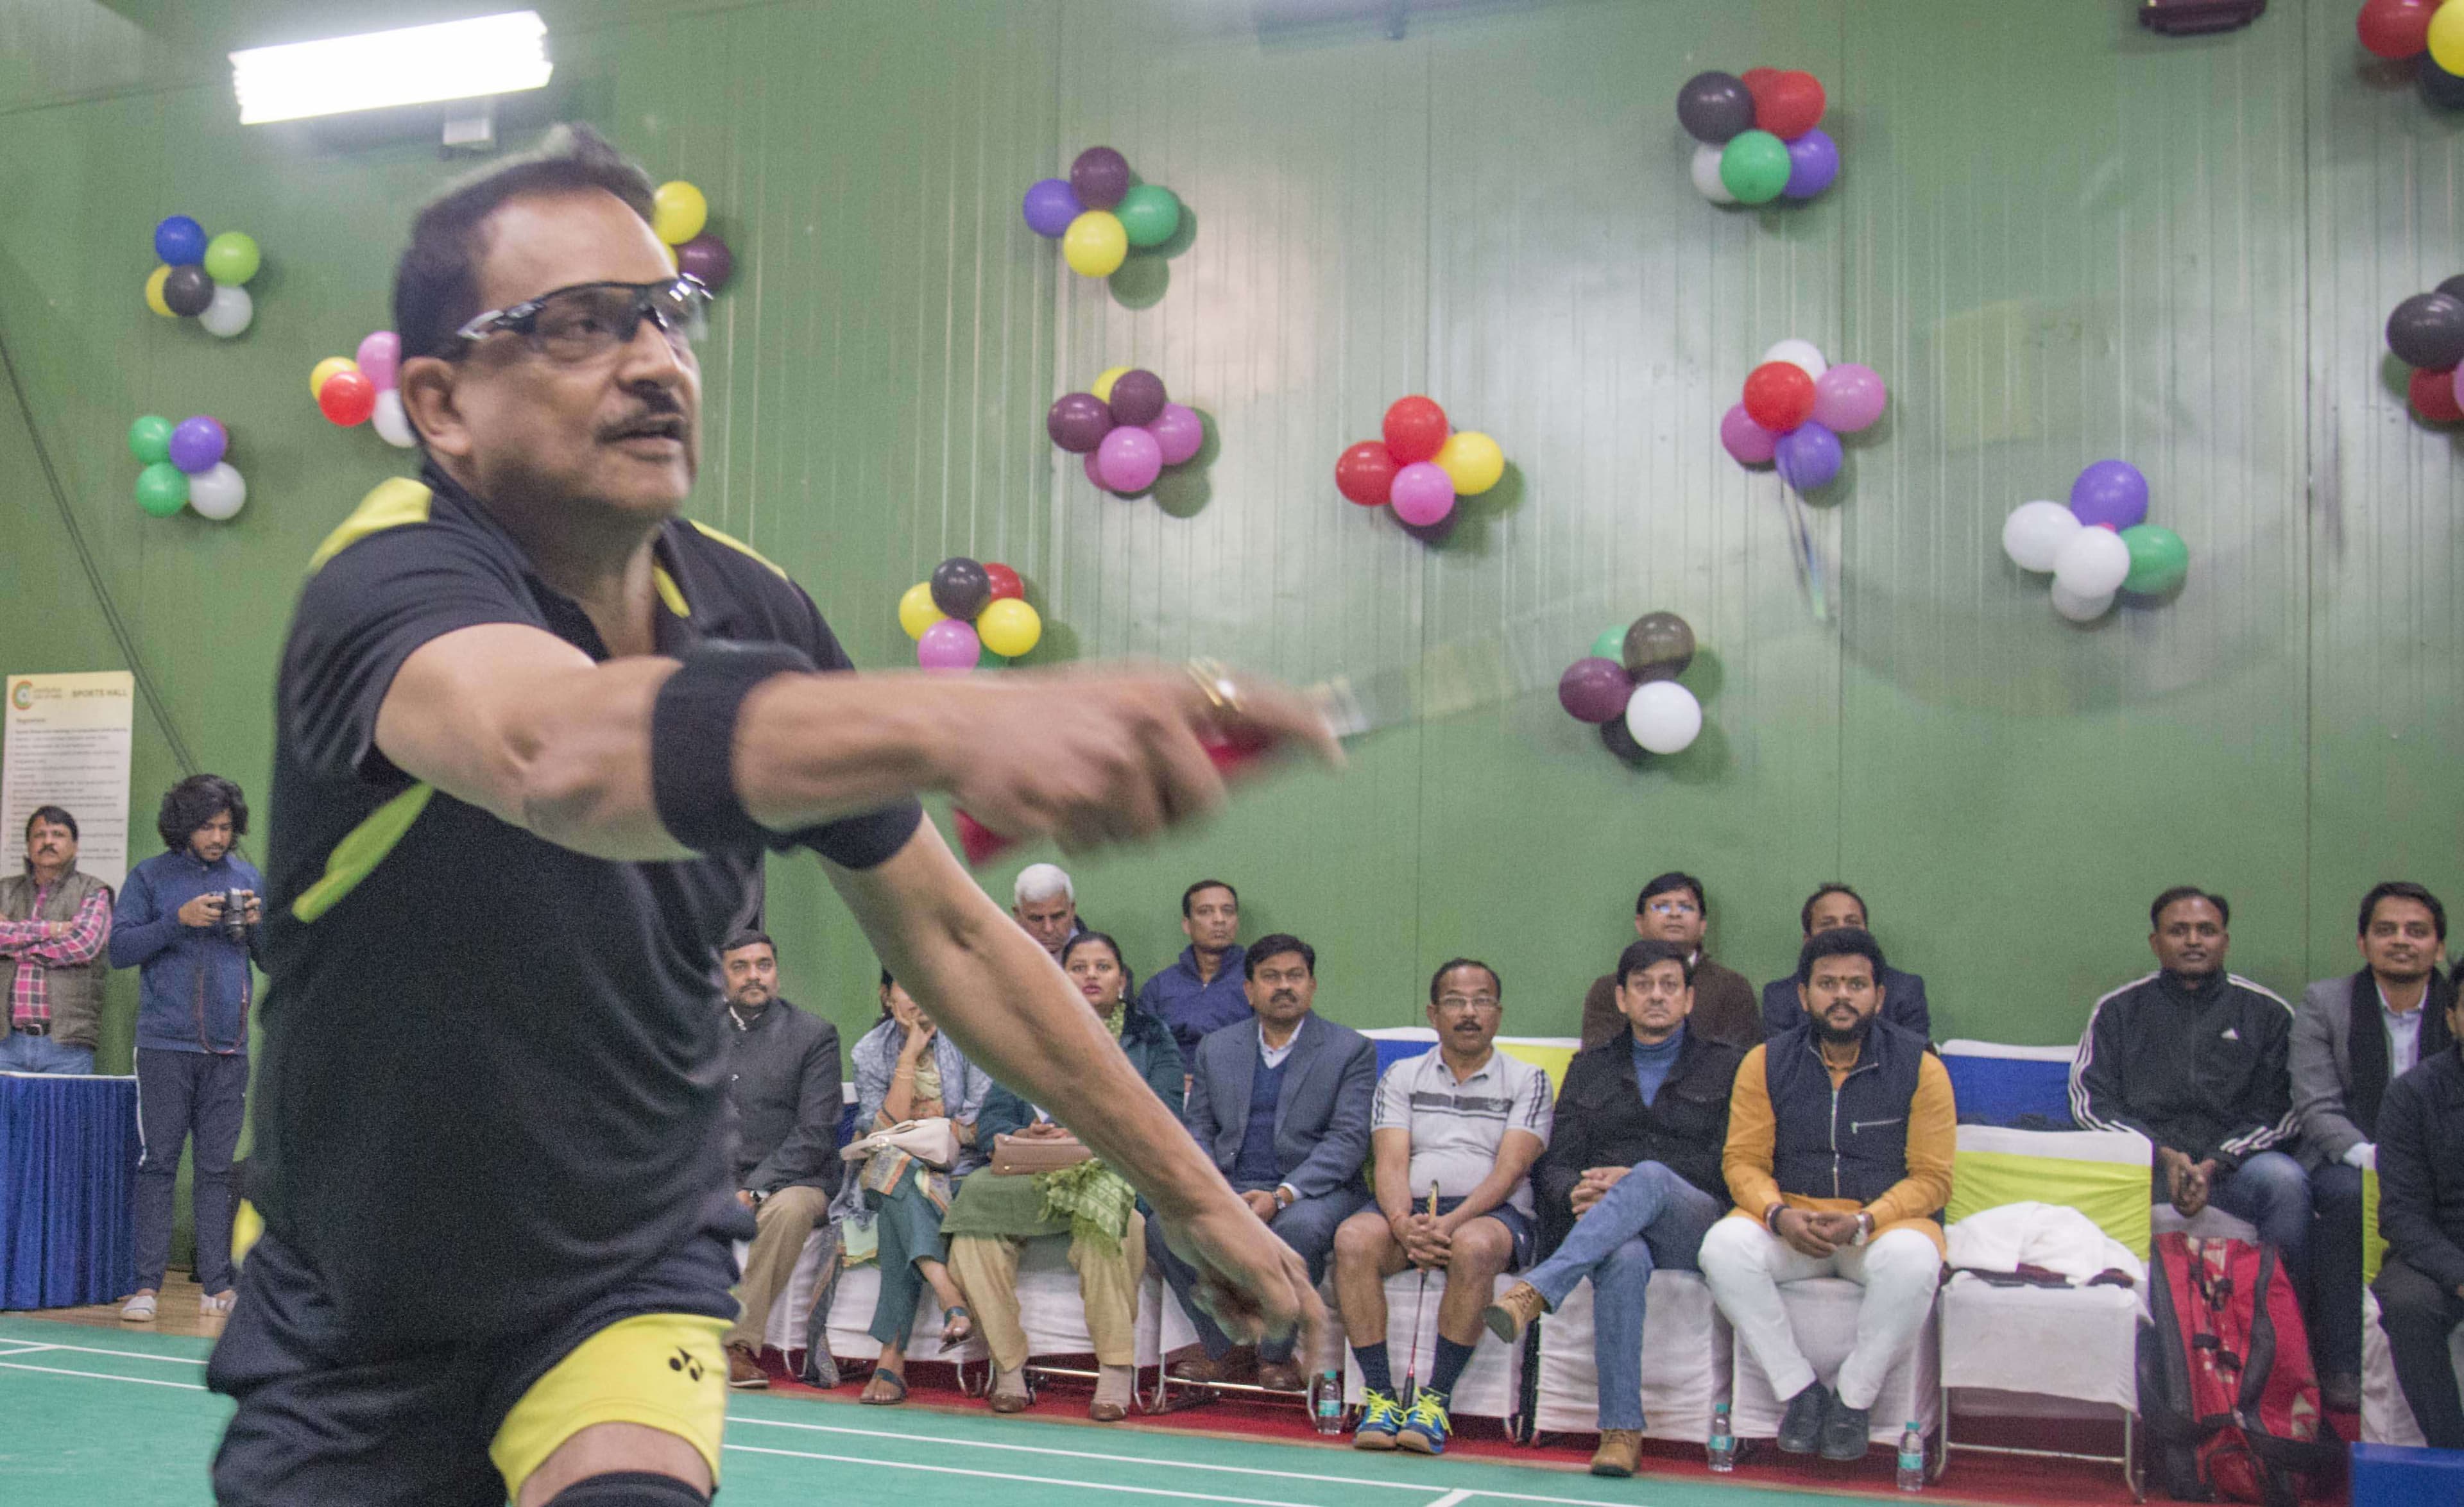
[
  {"left": 2292, "top": 881, "right": 2456, "bottom": 1412},
  {"left": 1149, "top": 932, "right": 1376, "bottom": 1392}
]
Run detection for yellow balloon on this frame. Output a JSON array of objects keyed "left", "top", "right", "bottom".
[
  {"left": 309, "top": 356, "right": 359, "bottom": 400},
  {"left": 2434, "top": 3, "right": 2464, "bottom": 75},
  {"left": 1062, "top": 211, "right": 1128, "bottom": 278},
  {"left": 975, "top": 598, "right": 1042, "bottom": 660},
  {"left": 653, "top": 180, "right": 708, "bottom": 246},
  {"left": 898, "top": 581, "right": 945, "bottom": 641},
  {"left": 144, "top": 265, "right": 175, "bottom": 318},
  {"left": 662, "top": 239, "right": 679, "bottom": 271},
  {"left": 1435, "top": 430, "right": 1506, "bottom": 495},
  {"left": 1091, "top": 366, "right": 1131, "bottom": 404}
]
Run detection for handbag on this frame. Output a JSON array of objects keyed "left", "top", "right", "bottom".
[
  {"left": 990, "top": 1129, "right": 1093, "bottom": 1176},
  {"left": 837, "top": 1116, "right": 958, "bottom": 1171}
]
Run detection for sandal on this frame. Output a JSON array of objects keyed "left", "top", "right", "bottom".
[
  {"left": 860, "top": 1368, "right": 909, "bottom": 1406},
  {"left": 939, "top": 1306, "right": 974, "bottom": 1347},
  {"left": 988, "top": 1365, "right": 1031, "bottom": 1413}
]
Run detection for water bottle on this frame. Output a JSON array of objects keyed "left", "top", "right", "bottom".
[
  {"left": 1895, "top": 1420, "right": 1925, "bottom": 1492},
  {"left": 1706, "top": 1401, "right": 1736, "bottom": 1472},
  {"left": 1310, "top": 1368, "right": 1344, "bottom": 1435}
]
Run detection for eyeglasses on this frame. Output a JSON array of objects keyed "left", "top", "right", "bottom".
[
  {"left": 1434, "top": 994, "right": 1501, "bottom": 1014},
  {"left": 453, "top": 276, "right": 711, "bottom": 362},
  {"left": 1646, "top": 899, "right": 1700, "bottom": 917}
]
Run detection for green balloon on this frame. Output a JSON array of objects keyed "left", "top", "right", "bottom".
[
  {"left": 1589, "top": 626, "right": 1627, "bottom": 661},
  {"left": 2119, "top": 524, "right": 2189, "bottom": 595},
  {"left": 135, "top": 461, "right": 189, "bottom": 517},
  {"left": 1115, "top": 184, "right": 1181, "bottom": 250},
  {"left": 203, "top": 231, "right": 261, "bottom": 286},
  {"left": 1720, "top": 130, "right": 1791, "bottom": 205},
  {"left": 979, "top": 652, "right": 1011, "bottom": 672},
  {"left": 128, "top": 414, "right": 173, "bottom": 465}
]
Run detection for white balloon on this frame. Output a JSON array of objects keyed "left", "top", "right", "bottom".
[
  {"left": 372, "top": 389, "right": 417, "bottom": 448},
  {"left": 187, "top": 463, "right": 246, "bottom": 520},
  {"left": 199, "top": 284, "right": 253, "bottom": 339},
  {"left": 2001, "top": 500, "right": 2082, "bottom": 573},
  {"left": 1623, "top": 680, "right": 1703, "bottom": 756},
  {"left": 1690, "top": 143, "right": 1737, "bottom": 205},
  {"left": 1761, "top": 338, "right": 1827, "bottom": 380},
  {"left": 2052, "top": 524, "right": 2131, "bottom": 597},
  {"left": 2050, "top": 582, "right": 2113, "bottom": 622}
]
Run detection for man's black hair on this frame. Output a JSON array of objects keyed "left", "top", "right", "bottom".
[
  {"left": 1795, "top": 926, "right": 1887, "bottom": 986},
  {"left": 719, "top": 930, "right": 774, "bottom": 958},
  {"left": 24, "top": 805, "right": 76, "bottom": 843},
  {"left": 1634, "top": 871, "right": 1706, "bottom": 915},
  {"left": 1181, "top": 878, "right": 1238, "bottom": 917},
  {"left": 157, "top": 774, "right": 247, "bottom": 851},
  {"left": 1800, "top": 881, "right": 1866, "bottom": 935},
  {"left": 1429, "top": 957, "right": 1503, "bottom": 1004},
  {"left": 2357, "top": 881, "right": 2447, "bottom": 942},
  {"left": 2150, "top": 885, "right": 2229, "bottom": 932},
  {"left": 1244, "top": 933, "right": 1315, "bottom": 980},
  {"left": 1616, "top": 938, "right": 1695, "bottom": 989}
]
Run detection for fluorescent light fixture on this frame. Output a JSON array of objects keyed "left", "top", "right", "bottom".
[{"left": 230, "top": 11, "right": 552, "bottom": 125}]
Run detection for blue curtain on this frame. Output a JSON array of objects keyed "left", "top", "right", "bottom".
[{"left": 0, "top": 1073, "right": 138, "bottom": 1307}]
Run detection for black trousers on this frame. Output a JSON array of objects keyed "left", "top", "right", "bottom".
[
  {"left": 2374, "top": 1252, "right": 2464, "bottom": 1449},
  {"left": 135, "top": 1048, "right": 248, "bottom": 1293},
  {"left": 2309, "top": 1162, "right": 2365, "bottom": 1376}
]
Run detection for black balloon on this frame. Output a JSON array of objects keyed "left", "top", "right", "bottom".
[
  {"left": 2388, "top": 292, "right": 2464, "bottom": 370},
  {"left": 1621, "top": 611, "right": 1696, "bottom": 683},
  {"left": 162, "top": 264, "right": 214, "bottom": 317},
  {"left": 930, "top": 557, "right": 991, "bottom": 620},
  {"left": 1676, "top": 71, "right": 1756, "bottom": 145},
  {"left": 2438, "top": 273, "right": 2464, "bottom": 304},
  {"left": 1599, "top": 717, "right": 1647, "bottom": 763},
  {"left": 1070, "top": 146, "right": 1131, "bottom": 212},
  {"left": 1108, "top": 369, "right": 1166, "bottom": 427},
  {"left": 2422, "top": 53, "right": 2464, "bottom": 110}
]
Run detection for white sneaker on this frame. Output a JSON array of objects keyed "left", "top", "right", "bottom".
[
  {"left": 119, "top": 1293, "right": 157, "bottom": 1323},
  {"left": 200, "top": 1291, "right": 235, "bottom": 1317}
]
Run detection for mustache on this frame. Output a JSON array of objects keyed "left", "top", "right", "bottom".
[{"left": 597, "top": 389, "right": 687, "bottom": 443}]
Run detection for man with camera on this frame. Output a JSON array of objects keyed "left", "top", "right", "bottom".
[{"left": 109, "top": 774, "right": 263, "bottom": 1323}]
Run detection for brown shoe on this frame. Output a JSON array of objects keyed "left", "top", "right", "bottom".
[
  {"left": 1168, "top": 1350, "right": 1227, "bottom": 1384},
  {"left": 725, "top": 1343, "right": 768, "bottom": 1390},
  {"left": 1255, "top": 1360, "right": 1306, "bottom": 1393},
  {"left": 1482, "top": 1282, "right": 1548, "bottom": 1344},
  {"left": 1590, "top": 1429, "right": 1642, "bottom": 1477}
]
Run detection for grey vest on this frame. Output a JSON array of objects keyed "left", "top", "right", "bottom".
[{"left": 0, "top": 866, "right": 112, "bottom": 1050}]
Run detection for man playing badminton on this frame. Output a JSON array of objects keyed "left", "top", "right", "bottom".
[{"left": 209, "top": 126, "right": 1331, "bottom": 1507}]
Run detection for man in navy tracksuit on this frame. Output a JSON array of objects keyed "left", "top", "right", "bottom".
[{"left": 110, "top": 774, "right": 262, "bottom": 1322}]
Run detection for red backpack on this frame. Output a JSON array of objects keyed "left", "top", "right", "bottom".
[{"left": 2137, "top": 1233, "right": 2341, "bottom": 1504}]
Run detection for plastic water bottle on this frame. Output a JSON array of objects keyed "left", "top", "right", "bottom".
[
  {"left": 1706, "top": 1401, "right": 1736, "bottom": 1472},
  {"left": 1896, "top": 1420, "right": 1925, "bottom": 1492},
  {"left": 1311, "top": 1368, "right": 1344, "bottom": 1435}
]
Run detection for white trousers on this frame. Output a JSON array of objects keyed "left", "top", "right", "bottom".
[{"left": 1698, "top": 1216, "right": 1939, "bottom": 1410}]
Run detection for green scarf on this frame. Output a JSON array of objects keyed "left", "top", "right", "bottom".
[{"left": 1033, "top": 1000, "right": 1137, "bottom": 1250}]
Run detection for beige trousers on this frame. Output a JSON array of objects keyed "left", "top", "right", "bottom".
[
  {"left": 947, "top": 1212, "right": 1145, "bottom": 1370},
  {"left": 726, "top": 1184, "right": 831, "bottom": 1351}
]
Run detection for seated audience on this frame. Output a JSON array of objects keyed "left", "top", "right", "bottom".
[
  {"left": 2373, "top": 978, "right": 2464, "bottom": 1449},
  {"left": 715, "top": 932, "right": 844, "bottom": 1390},
  {"left": 1151, "top": 932, "right": 1374, "bottom": 1391},
  {"left": 1136, "top": 878, "right": 1252, "bottom": 1059},
  {"left": 0, "top": 805, "right": 113, "bottom": 1075},
  {"left": 1700, "top": 928, "right": 1952, "bottom": 1463},
  {"left": 1013, "top": 862, "right": 1085, "bottom": 962},
  {"left": 1757, "top": 883, "right": 1931, "bottom": 1041},
  {"left": 2292, "top": 881, "right": 2452, "bottom": 1412},
  {"left": 1485, "top": 939, "right": 1740, "bottom": 1477},
  {"left": 848, "top": 969, "right": 994, "bottom": 1406},
  {"left": 1336, "top": 959, "right": 1551, "bottom": 1456},
  {"left": 1579, "top": 871, "right": 1759, "bottom": 1051},
  {"left": 945, "top": 932, "right": 1183, "bottom": 1421}
]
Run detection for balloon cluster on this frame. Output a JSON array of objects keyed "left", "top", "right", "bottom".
[
  {"left": 651, "top": 180, "right": 735, "bottom": 291},
  {"left": 2000, "top": 460, "right": 2191, "bottom": 622},
  {"left": 127, "top": 413, "right": 246, "bottom": 521},
  {"left": 1333, "top": 396, "right": 1505, "bottom": 529},
  {"left": 2383, "top": 276, "right": 2464, "bottom": 421},
  {"left": 307, "top": 333, "right": 416, "bottom": 445},
  {"left": 143, "top": 216, "right": 261, "bottom": 339},
  {"left": 2356, "top": 1, "right": 2464, "bottom": 108},
  {"left": 899, "top": 558, "right": 1042, "bottom": 672},
  {"left": 1557, "top": 612, "right": 1704, "bottom": 758},
  {"left": 1718, "top": 340, "right": 1886, "bottom": 492},
  {"left": 1677, "top": 69, "right": 1837, "bottom": 207},
  {"left": 1023, "top": 148, "right": 1183, "bottom": 280},
  {"left": 1048, "top": 368, "right": 1204, "bottom": 495}
]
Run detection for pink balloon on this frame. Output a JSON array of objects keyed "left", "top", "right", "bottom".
[
  {"left": 1149, "top": 404, "right": 1204, "bottom": 467},
  {"left": 1390, "top": 461, "right": 1456, "bottom": 527},
  {"left": 1811, "top": 363, "right": 1887, "bottom": 433},
  {"left": 1720, "top": 402, "right": 1778, "bottom": 465},
  {"left": 916, "top": 618, "right": 982, "bottom": 672},
  {"left": 1095, "top": 425, "right": 1163, "bottom": 493},
  {"left": 355, "top": 330, "right": 401, "bottom": 392}
]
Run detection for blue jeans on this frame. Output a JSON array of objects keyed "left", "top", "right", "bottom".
[
  {"left": 2204, "top": 1150, "right": 2314, "bottom": 1302},
  {"left": 1521, "top": 1161, "right": 1721, "bottom": 1431},
  {"left": 0, "top": 1031, "right": 95, "bottom": 1075}
]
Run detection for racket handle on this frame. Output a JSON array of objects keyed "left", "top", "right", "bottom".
[{"left": 954, "top": 731, "right": 1278, "bottom": 867}]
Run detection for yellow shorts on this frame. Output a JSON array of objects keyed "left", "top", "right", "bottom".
[{"left": 488, "top": 1312, "right": 732, "bottom": 1500}]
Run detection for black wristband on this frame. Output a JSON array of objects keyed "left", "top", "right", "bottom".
[{"left": 650, "top": 639, "right": 817, "bottom": 855}]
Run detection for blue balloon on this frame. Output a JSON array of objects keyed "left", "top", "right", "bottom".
[
  {"left": 2067, "top": 459, "right": 2149, "bottom": 531},
  {"left": 1774, "top": 421, "right": 1842, "bottom": 491},
  {"left": 1782, "top": 130, "right": 1840, "bottom": 200},
  {"left": 1021, "top": 178, "right": 1082, "bottom": 239},
  {"left": 153, "top": 215, "right": 207, "bottom": 267}
]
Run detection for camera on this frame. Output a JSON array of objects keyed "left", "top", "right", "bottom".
[{"left": 223, "top": 888, "right": 252, "bottom": 943}]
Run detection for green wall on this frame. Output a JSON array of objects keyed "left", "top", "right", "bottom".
[{"left": 3, "top": 0, "right": 2459, "bottom": 1094}]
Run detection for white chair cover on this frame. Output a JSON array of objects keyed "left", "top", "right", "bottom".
[{"left": 1530, "top": 1269, "right": 1730, "bottom": 1443}]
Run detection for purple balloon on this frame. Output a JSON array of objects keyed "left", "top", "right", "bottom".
[
  {"left": 676, "top": 234, "right": 733, "bottom": 290},
  {"left": 1774, "top": 420, "right": 1842, "bottom": 491},
  {"left": 916, "top": 618, "right": 982, "bottom": 673},
  {"left": 1720, "top": 402, "right": 1778, "bottom": 466},
  {"left": 1781, "top": 129, "right": 1840, "bottom": 200},
  {"left": 1390, "top": 461, "right": 1456, "bottom": 527},
  {"left": 1558, "top": 657, "right": 1635, "bottom": 724},
  {"left": 1022, "top": 177, "right": 1082, "bottom": 238},
  {"left": 2068, "top": 459, "right": 2149, "bottom": 531},
  {"left": 1810, "top": 363, "right": 1887, "bottom": 432},
  {"left": 167, "top": 414, "right": 227, "bottom": 475},
  {"left": 1046, "top": 391, "right": 1115, "bottom": 452},
  {"left": 1108, "top": 369, "right": 1167, "bottom": 427},
  {"left": 1095, "top": 425, "right": 1163, "bottom": 492},
  {"left": 355, "top": 330, "right": 400, "bottom": 391},
  {"left": 1070, "top": 147, "right": 1131, "bottom": 212},
  {"left": 1149, "top": 403, "right": 1204, "bottom": 466}
]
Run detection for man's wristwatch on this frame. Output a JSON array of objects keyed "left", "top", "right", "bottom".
[
  {"left": 1852, "top": 1211, "right": 1875, "bottom": 1245},
  {"left": 1273, "top": 1186, "right": 1296, "bottom": 1211}
]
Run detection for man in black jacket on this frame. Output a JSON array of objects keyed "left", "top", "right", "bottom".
[
  {"left": 1482, "top": 939, "right": 1738, "bottom": 1478},
  {"left": 2374, "top": 984, "right": 2464, "bottom": 1448},
  {"left": 1756, "top": 884, "right": 1931, "bottom": 1042},
  {"left": 715, "top": 931, "right": 843, "bottom": 1389}
]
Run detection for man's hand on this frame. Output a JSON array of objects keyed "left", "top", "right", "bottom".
[
  {"left": 239, "top": 892, "right": 264, "bottom": 926},
  {"left": 2161, "top": 1149, "right": 2213, "bottom": 1218},
  {"left": 176, "top": 892, "right": 227, "bottom": 928},
  {"left": 1395, "top": 1212, "right": 1451, "bottom": 1268},
  {"left": 1570, "top": 1165, "right": 1629, "bottom": 1216},
  {"left": 1805, "top": 1211, "right": 1862, "bottom": 1247},
  {"left": 1015, "top": 1121, "right": 1072, "bottom": 1141},
  {"left": 1774, "top": 1207, "right": 1838, "bottom": 1259},
  {"left": 1240, "top": 1189, "right": 1279, "bottom": 1221},
  {"left": 1161, "top": 1196, "right": 1324, "bottom": 1360}
]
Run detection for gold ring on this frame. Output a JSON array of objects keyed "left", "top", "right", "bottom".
[{"left": 1185, "top": 657, "right": 1242, "bottom": 715}]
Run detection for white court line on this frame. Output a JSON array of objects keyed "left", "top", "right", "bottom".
[
  {"left": 0, "top": 1339, "right": 209, "bottom": 1367},
  {"left": 1425, "top": 1493, "right": 1476, "bottom": 1507},
  {"left": 724, "top": 1442, "right": 1330, "bottom": 1507},
  {"left": 0, "top": 1359, "right": 207, "bottom": 1391}
]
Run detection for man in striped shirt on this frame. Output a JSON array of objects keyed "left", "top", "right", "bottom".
[{"left": 0, "top": 805, "right": 114, "bottom": 1075}]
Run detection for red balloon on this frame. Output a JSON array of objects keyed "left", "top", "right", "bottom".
[
  {"left": 1382, "top": 396, "right": 1449, "bottom": 464},
  {"left": 982, "top": 562, "right": 1024, "bottom": 604},
  {"left": 1742, "top": 67, "right": 1784, "bottom": 122},
  {"left": 1335, "top": 440, "right": 1399, "bottom": 506},
  {"left": 1756, "top": 71, "right": 1827, "bottom": 141},
  {"left": 2358, "top": 0, "right": 2436, "bottom": 60},
  {"left": 318, "top": 370, "right": 377, "bottom": 426},
  {"left": 1741, "top": 361, "right": 1817, "bottom": 433},
  {"left": 2409, "top": 364, "right": 2463, "bottom": 422}
]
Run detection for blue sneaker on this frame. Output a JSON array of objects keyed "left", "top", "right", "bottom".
[
  {"left": 1352, "top": 1388, "right": 1403, "bottom": 1450},
  {"left": 1397, "top": 1389, "right": 1451, "bottom": 1455}
]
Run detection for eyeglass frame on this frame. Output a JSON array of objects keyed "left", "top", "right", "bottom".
[{"left": 449, "top": 275, "right": 712, "bottom": 361}]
